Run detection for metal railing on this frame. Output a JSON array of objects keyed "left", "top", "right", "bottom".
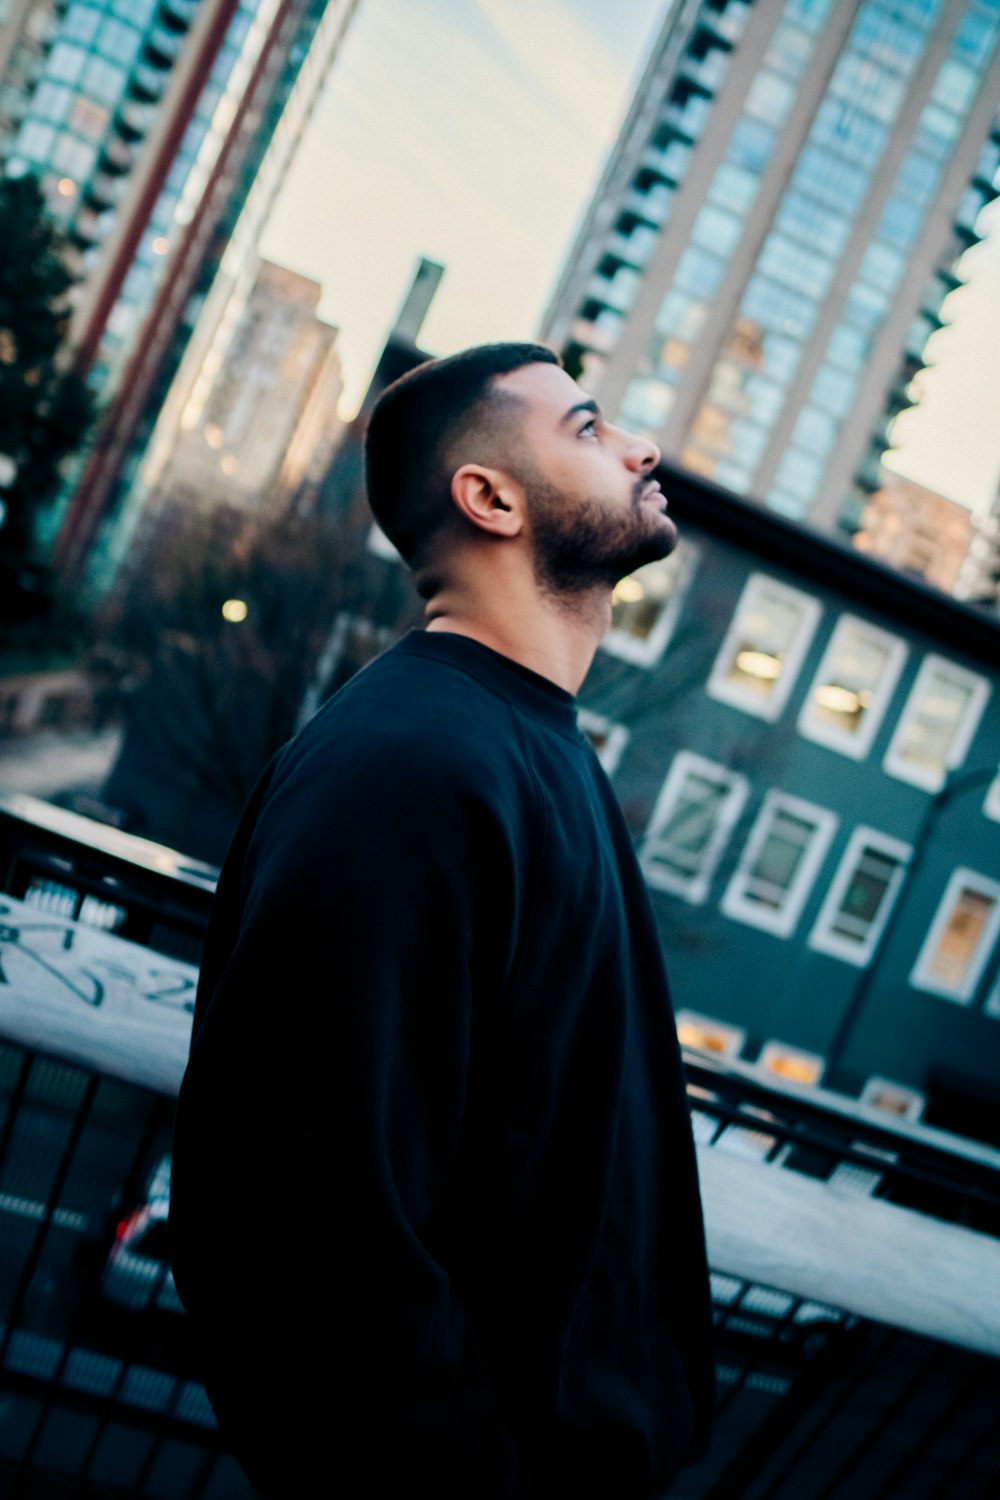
[{"left": 0, "top": 793, "right": 997, "bottom": 1498}]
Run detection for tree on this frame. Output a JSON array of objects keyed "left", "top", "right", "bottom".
[
  {"left": 95, "top": 496, "right": 421, "bottom": 862},
  {"left": 0, "top": 175, "right": 95, "bottom": 622}
]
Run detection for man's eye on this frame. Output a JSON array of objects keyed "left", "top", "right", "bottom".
[{"left": 579, "top": 418, "right": 597, "bottom": 437}]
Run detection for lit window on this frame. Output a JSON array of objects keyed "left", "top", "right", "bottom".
[
  {"left": 618, "top": 376, "right": 675, "bottom": 437},
  {"left": 576, "top": 710, "right": 629, "bottom": 776},
  {"left": 675, "top": 1010, "right": 746, "bottom": 1057},
  {"left": 910, "top": 868, "right": 1000, "bottom": 1003},
  {"left": 808, "top": 827, "right": 911, "bottom": 965},
  {"left": 758, "top": 1042, "right": 824, "bottom": 1085},
  {"left": 640, "top": 751, "right": 750, "bottom": 904},
  {"left": 707, "top": 572, "right": 822, "bottom": 722},
  {"left": 798, "top": 615, "right": 908, "bottom": 759},
  {"left": 859, "top": 1077, "right": 924, "bottom": 1122},
  {"left": 602, "top": 543, "right": 698, "bottom": 668},
  {"left": 883, "top": 654, "right": 991, "bottom": 792},
  {"left": 721, "top": 790, "right": 838, "bottom": 937}
]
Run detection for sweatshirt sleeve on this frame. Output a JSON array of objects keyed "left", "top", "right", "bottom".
[{"left": 170, "top": 730, "right": 525, "bottom": 1498}]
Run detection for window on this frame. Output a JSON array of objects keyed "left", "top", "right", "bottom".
[
  {"left": 707, "top": 572, "right": 821, "bottom": 721},
  {"left": 859, "top": 1076, "right": 924, "bottom": 1122},
  {"left": 691, "top": 203, "right": 743, "bottom": 258},
  {"left": 602, "top": 543, "right": 697, "bottom": 668},
  {"left": 674, "top": 245, "right": 725, "bottom": 299},
  {"left": 771, "top": 448, "right": 822, "bottom": 504},
  {"left": 618, "top": 376, "right": 676, "bottom": 437},
  {"left": 910, "top": 868, "right": 1000, "bottom": 1003},
  {"left": 709, "top": 161, "right": 758, "bottom": 215},
  {"left": 883, "top": 654, "right": 991, "bottom": 792},
  {"left": 745, "top": 69, "right": 797, "bottom": 126},
  {"left": 808, "top": 827, "right": 911, "bottom": 965},
  {"left": 758, "top": 1041, "right": 824, "bottom": 1085},
  {"left": 640, "top": 751, "right": 750, "bottom": 903},
  {"left": 576, "top": 710, "right": 629, "bottom": 776},
  {"left": 721, "top": 790, "right": 838, "bottom": 937},
  {"left": 675, "top": 1010, "right": 746, "bottom": 1057},
  {"left": 798, "top": 615, "right": 908, "bottom": 758}
]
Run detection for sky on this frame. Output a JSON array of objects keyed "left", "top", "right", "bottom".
[{"left": 260, "top": 0, "right": 1000, "bottom": 514}]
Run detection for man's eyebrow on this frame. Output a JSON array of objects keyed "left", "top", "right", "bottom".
[{"left": 560, "top": 399, "right": 601, "bottom": 426}]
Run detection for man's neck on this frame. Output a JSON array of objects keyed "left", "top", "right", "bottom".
[{"left": 424, "top": 587, "right": 610, "bottom": 696}]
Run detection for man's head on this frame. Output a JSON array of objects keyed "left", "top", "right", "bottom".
[
  {"left": 365, "top": 342, "right": 557, "bottom": 567},
  {"left": 365, "top": 342, "right": 675, "bottom": 598}
]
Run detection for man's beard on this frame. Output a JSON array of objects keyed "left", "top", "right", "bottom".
[{"left": 526, "top": 473, "right": 675, "bottom": 597}]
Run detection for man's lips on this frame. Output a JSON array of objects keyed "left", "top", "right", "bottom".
[{"left": 639, "top": 479, "right": 667, "bottom": 509}]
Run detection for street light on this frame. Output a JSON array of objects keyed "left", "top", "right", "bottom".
[{"left": 221, "top": 598, "right": 248, "bottom": 623}]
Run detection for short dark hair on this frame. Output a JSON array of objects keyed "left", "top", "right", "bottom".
[{"left": 364, "top": 341, "right": 559, "bottom": 565}]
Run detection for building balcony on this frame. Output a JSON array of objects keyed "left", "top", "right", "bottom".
[
  {"left": 159, "top": 0, "right": 199, "bottom": 29},
  {"left": 115, "top": 98, "right": 157, "bottom": 142},
  {"left": 0, "top": 790, "right": 997, "bottom": 1495},
  {"left": 98, "top": 136, "right": 135, "bottom": 176},
  {"left": 83, "top": 170, "right": 127, "bottom": 211},
  {"left": 128, "top": 63, "right": 168, "bottom": 103},
  {"left": 143, "top": 24, "right": 185, "bottom": 68},
  {"left": 623, "top": 185, "right": 672, "bottom": 227}
]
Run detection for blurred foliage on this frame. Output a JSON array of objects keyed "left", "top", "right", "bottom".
[{"left": 0, "top": 175, "right": 96, "bottom": 625}]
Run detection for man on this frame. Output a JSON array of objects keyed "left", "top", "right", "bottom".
[{"left": 170, "top": 343, "right": 715, "bottom": 1498}]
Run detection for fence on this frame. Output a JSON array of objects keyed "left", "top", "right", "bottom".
[{"left": 0, "top": 789, "right": 997, "bottom": 1498}]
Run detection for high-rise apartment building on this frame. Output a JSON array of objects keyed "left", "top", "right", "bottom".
[
  {"left": 0, "top": 0, "right": 358, "bottom": 588},
  {"left": 541, "top": 0, "right": 1000, "bottom": 535},
  {"left": 139, "top": 255, "right": 342, "bottom": 514}
]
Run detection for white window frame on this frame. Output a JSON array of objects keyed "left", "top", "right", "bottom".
[
  {"left": 983, "top": 769, "right": 1000, "bottom": 822},
  {"left": 640, "top": 750, "right": 750, "bottom": 904},
  {"left": 859, "top": 1076, "right": 925, "bottom": 1122},
  {"left": 883, "top": 653, "right": 992, "bottom": 793},
  {"left": 910, "top": 867, "right": 1000, "bottom": 1004},
  {"left": 576, "top": 709, "right": 630, "bottom": 776},
  {"left": 706, "top": 571, "right": 822, "bottom": 722},
  {"left": 675, "top": 1009, "right": 746, "bottom": 1057},
  {"left": 601, "top": 542, "right": 699, "bottom": 669},
  {"left": 985, "top": 976, "right": 1000, "bottom": 1020},
  {"left": 721, "top": 789, "right": 838, "bottom": 938},
  {"left": 797, "top": 614, "right": 908, "bottom": 760},
  {"left": 808, "top": 826, "right": 912, "bottom": 966}
]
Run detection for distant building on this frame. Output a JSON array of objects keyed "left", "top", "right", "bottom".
[
  {"left": 540, "top": 0, "right": 1000, "bottom": 536},
  {"left": 0, "top": 0, "right": 65, "bottom": 161},
  {"left": 955, "top": 495, "right": 1000, "bottom": 607},
  {"left": 140, "top": 255, "right": 342, "bottom": 515},
  {"left": 0, "top": 0, "right": 359, "bottom": 589},
  {"left": 853, "top": 467, "right": 976, "bottom": 592}
]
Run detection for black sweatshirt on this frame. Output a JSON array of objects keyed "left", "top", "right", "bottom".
[{"left": 170, "top": 629, "right": 715, "bottom": 1499}]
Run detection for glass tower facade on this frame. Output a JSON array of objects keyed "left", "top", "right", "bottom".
[{"left": 540, "top": 0, "right": 1000, "bottom": 533}]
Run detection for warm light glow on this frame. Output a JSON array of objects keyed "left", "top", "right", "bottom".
[
  {"left": 151, "top": 236, "right": 169, "bottom": 255},
  {"left": 853, "top": 531, "right": 873, "bottom": 552},
  {"left": 735, "top": 649, "right": 782, "bottom": 680},
  {"left": 814, "top": 684, "right": 862, "bottom": 715},
  {"left": 612, "top": 576, "right": 645, "bottom": 604},
  {"left": 220, "top": 454, "right": 237, "bottom": 475},
  {"left": 765, "top": 1053, "right": 821, "bottom": 1084},
  {"left": 677, "top": 1023, "right": 728, "bottom": 1053},
  {"left": 203, "top": 424, "right": 223, "bottom": 449},
  {"left": 57, "top": 177, "right": 76, "bottom": 197},
  {"left": 221, "top": 598, "right": 248, "bottom": 623}
]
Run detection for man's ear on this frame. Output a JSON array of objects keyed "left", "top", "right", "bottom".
[{"left": 450, "top": 464, "right": 524, "bottom": 538}]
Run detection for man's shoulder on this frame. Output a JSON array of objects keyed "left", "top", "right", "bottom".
[{"left": 310, "top": 638, "right": 521, "bottom": 758}]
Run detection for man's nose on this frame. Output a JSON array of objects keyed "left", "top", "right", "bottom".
[{"left": 623, "top": 429, "right": 661, "bottom": 472}]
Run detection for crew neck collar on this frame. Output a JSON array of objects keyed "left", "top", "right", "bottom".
[{"left": 396, "top": 629, "right": 582, "bottom": 738}]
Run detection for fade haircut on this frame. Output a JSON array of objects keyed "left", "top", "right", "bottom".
[{"left": 365, "top": 342, "right": 559, "bottom": 567}]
